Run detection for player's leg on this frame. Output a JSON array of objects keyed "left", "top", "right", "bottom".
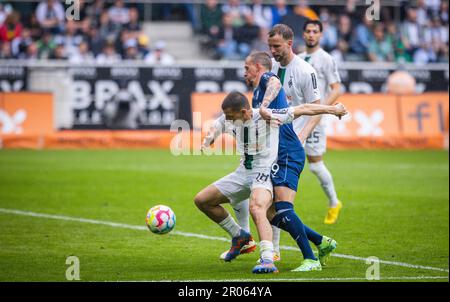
[
  {"left": 305, "top": 126, "right": 342, "bottom": 224},
  {"left": 249, "top": 186, "right": 279, "bottom": 274},
  {"left": 246, "top": 170, "right": 278, "bottom": 273},
  {"left": 232, "top": 198, "right": 250, "bottom": 233},
  {"left": 219, "top": 198, "right": 257, "bottom": 260},
  {"left": 194, "top": 170, "right": 254, "bottom": 262}
]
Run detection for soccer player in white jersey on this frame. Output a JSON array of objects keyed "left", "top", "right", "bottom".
[
  {"left": 298, "top": 20, "right": 343, "bottom": 225},
  {"left": 195, "top": 91, "right": 346, "bottom": 273},
  {"left": 226, "top": 24, "right": 339, "bottom": 262}
]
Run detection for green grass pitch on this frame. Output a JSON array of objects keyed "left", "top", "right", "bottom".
[{"left": 0, "top": 149, "right": 448, "bottom": 282}]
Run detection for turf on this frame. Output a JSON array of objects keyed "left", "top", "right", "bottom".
[{"left": 0, "top": 149, "right": 448, "bottom": 282}]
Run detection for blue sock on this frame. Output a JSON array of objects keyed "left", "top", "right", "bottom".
[
  {"left": 270, "top": 201, "right": 317, "bottom": 260},
  {"left": 304, "top": 225, "right": 323, "bottom": 246}
]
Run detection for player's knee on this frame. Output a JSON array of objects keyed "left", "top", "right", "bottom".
[
  {"left": 194, "top": 193, "right": 207, "bottom": 210},
  {"left": 309, "top": 161, "right": 322, "bottom": 174},
  {"left": 249, "top": 202, "right": 265, "bottom": 217}
]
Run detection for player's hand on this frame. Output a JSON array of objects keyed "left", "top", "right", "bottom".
[
  {"left": 333, "top": 103, "right": 347, "bottom": 119},
  {"left": 259, "top": 106, "right": 272, "bottom": 122}
]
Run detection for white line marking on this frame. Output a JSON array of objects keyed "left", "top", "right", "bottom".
[
  {"left": 0, "top": 208, "right": 448, "bottom": 274},
  {"left": 116, "top": 276, "right": 449, "bottom": 282}
]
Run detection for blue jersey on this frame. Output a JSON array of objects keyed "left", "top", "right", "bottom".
[{"left": 252, "top": 72, "right": 305, "bottom": 191}]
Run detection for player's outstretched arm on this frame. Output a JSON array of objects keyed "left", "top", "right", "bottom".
[
  {"left": 201, "top": 115, "right": 225, "bottom": 152},
  {"left": 292, "top": 103, "right": 347, "bottom": 119}
]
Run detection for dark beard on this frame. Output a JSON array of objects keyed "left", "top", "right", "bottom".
[{"left": 306, "top": 42, "right": 319, "bottom": 49}]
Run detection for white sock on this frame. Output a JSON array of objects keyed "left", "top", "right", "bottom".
[
  {"left": 259, "top": 240, "right": 274, "bottom": 261},
  {"left": 272, "top": 225, "right": 281, "bottom": 255},
  {"left": 309, "top": 161, "right": 339, "bottom": 207},
  {"left": 232, "top": 199, "right": 250, "bottom": 233},
  {"left": 218, "top": 214, "right": 241, "bottom": 238}
]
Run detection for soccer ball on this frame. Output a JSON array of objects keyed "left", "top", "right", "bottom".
[{"left": 145, "top": 205, "right": 176, "bottom": 234}]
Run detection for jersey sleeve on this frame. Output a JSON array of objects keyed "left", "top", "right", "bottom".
[
  {"left": 259, "top": 72, "right": 274, "bottom": 90},
  {"left": 299, "top": 65, "right": 321, "bottom": 104},
  {"left": 203, "top": 114, "right": 226, "bottom": 146},
  {"left": 324, "top": 55, "right": 341, "bottom": 85},
  {"left": 269, "top": 108, "right": 295, "bottom": 125}
]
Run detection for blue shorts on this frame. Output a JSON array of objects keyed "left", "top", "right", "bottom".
[{"left": 271, "top": 150, "right": 305, "bottom": 192}]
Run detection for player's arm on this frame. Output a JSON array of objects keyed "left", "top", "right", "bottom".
[
  {"left": 324, "top": 56, "right": 342, "bottom": 106},
  {"left": 269, "top": 103, "right": 347, "bottom": 125},
  {"left": 297, "top": 69, "right": 322, "bottom": 144},
  {"left": 201, "top": 115, "right": 225, "bottom": 152},
  {"left": 259, "top": 76, "right": 282, "bottom": 121},
  {"left": 325, "top": 82, "right": 342, "bottom": 105},
  {"left": 261, "top": 76, "right": 282, "bottom": 108},
  {"left": 291, "top": 103, "right": 347, "bottom": 119}
]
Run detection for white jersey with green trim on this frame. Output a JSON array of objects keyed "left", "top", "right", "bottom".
[
  {"left": 209, "top": 108, "right": 294, "bottom": 169},
  {"left": 271, "top": 56, "right": 321, "bottom": 132},
  {"left": 299, "top": 48, "right": 341, "bottom": 105}
]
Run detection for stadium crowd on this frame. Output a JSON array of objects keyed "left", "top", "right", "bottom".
[{"left": 0, "top": 0, "right": 448, "bottom": 64}]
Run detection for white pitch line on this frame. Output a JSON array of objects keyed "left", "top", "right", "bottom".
[
  {"left": 116, "top": 276, "right": 449, "bottom": 282},
  {"left": 0, "top": 208, "right": 448, "bottom": 274}
]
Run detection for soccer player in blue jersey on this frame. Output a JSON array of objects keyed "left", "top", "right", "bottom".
[
  {"left": 195, "top": 90, "right": 346, "bottom": 273},
  {"left": 219, "top": 51, "right": 339, "bottom": 271}
]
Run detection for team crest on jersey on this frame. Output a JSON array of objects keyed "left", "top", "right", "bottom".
[{"left": 288, "top": 76, "right": 293, "bottom": 88}]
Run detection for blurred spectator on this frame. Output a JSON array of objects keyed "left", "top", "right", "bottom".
[
  {"left": 280, "top": 0, "right": 312, "bottom": 49},
  {"left": 55, "top": 20, "right": 84, "bottom": 58},
  {"left": 417, "top": 0, "right": 430, "bottom": 27},
  {"left": 216, "top": 13, "right": 240, "bottom": 60},
  {"left": 235, "top": 13, "right": 259, "bottom": 58},
  {"left": 426, "top": 0, "right": 442, "bottom": 16},
  {"left": 11, "top": 28, "right": 33, "bottom": 58},
  {"left": 87, "top": 27, "right": 105, "bottom": 57},
  {"left": 319, "top": 9, "right": 338, "bottom": 52},
  {"left": 35, "top": 0, "right": 65, "bottom": 34},
  {"left": 350, "top": 16, "right": 374, "bottom": 58},
  {"left": 0, "top": 2, "right": 13, "bottom": 25},
  {"left": 271, "top": 0, "right": 289, "bottom": 26},
  {"left": 49, "top": 43, "right": 67, "bottom": 60},
  {"left": 108, "top": 0, "right": 130, "bottom": 27},
  {"left": 247, "top": 0, "right": 272, "bottom": 30},
  {"left": 368, "top": 23, "right": 394, "bottom": 62},
  {"left": 36, "top": 29, "right": 56, "bottom": 59},
  {"left": 123, "top": 38, "right": 143, "bottom": 60},
  {"left": 144, "top": 40, "right": 175, "bottom": 65},
  {"left": 401, "top": 6, "right": 423, "bottom": 58},
  {"left": 137, "top": 34, "right": 151, "bottom": 57},
  {"left": 439, "top": 1, "right": 448, "bottom": 24},
  {"left": 99, "top": 11, "right": 117, "bottom": 42},
  {"left": 334, "top": 14, "right": 353, "bottom": 60},
  {"left": 0, "top": 11, "right": 22, "bottom": 42},
  {"left": 221, "top": 0, "right": 249, "bottom": 28},
  {"left": 201, "top": 0, "right": 223, "bottom": 43},
  {"left": 69, "top": 40, "right": 95, "bottom": 63},
  {"left": 0, "top": 41, "right": 13, "bottom": 59},
  {"left": 96, "top": 41, "right": 121, "bottom": 64},
  {"left": 25, "top": 13, "right": 43, "bottom": 41},
  {"left": 294, "top": 0, "right": 319, "bottom": 21},
  {"left": 25, "top": 42, "right": 39, "bottom": 60},
  {"left": 251, "top": 26, "right": 270, "bottom": 53},
  {"left": 125, "top": 7, "right": 142, "bottom": 35},
  {"left": 86, "top": 0, "right": 105, "bottom": 28}
]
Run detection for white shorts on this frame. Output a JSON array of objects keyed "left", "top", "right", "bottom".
[
  {"left": 304, "top": 124, "right": 327, "bottom": 157},
  {"left": 213, "top": 165, "right": 273, "bottom": 206}
]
